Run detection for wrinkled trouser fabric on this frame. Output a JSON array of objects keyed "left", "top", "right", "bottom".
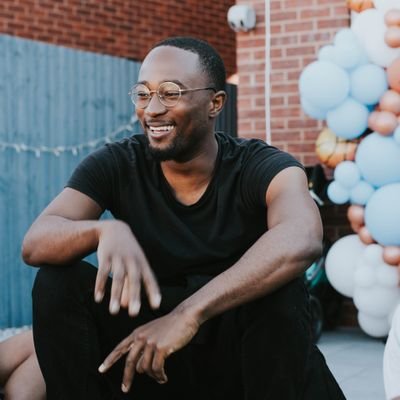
[{"left": 32, "top": 261, "right": 346, "bottom": 400}]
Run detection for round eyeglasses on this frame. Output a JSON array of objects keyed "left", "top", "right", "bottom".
[{"left": 128, "top": 81, "right": 216, "bottom": 109}]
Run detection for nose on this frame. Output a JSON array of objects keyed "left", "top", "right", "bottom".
[{"left": 145, "top": 93, "right": 167, "bottom": 116}]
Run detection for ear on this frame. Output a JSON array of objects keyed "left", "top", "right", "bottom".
[{"left": 208, "top": 91, "right": 227, "bottom": 118}]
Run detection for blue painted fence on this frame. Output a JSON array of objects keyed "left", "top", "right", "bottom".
[{"left": 0, "top": 34, "right": 237, "bottom": 328}]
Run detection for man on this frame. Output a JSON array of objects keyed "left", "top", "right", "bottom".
[{"left": 23, "top": 37, "right": 345, "bottom": 399}]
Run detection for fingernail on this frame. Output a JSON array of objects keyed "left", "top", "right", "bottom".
[
  {"left": 121, "top": 383, "right": 128, "bottom": 393},
  {"left": 98, "top": 364, "right": 106, "bottom": 373},
  {"left": 95, "top": 292, "right": 103, "bottom": 303},
  {"left": 110, "top": 301, "right": 120, "bottom": 314},
  {"left": 152, "top": 294, "right": 161, "bottom": 308},
  {"left": 130, "top": 301, "right": 141, "bottom": 315}
]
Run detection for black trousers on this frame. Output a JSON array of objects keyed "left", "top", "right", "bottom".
[{"left": 32, "top": 262, "right": 346, "bottom": 400}]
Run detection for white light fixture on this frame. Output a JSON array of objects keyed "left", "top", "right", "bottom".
[{"left": 227, "top": 5, "right": 256, "bottom": 32}]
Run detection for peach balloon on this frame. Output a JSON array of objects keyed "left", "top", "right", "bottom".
[
  {"left": 351, "top": 221, "right": 362, "bottom": 233},
  {"left": 347, "top": 0, "right": 374, "bottom": 12},
  {"left": 383, "top": 246, "right": 400, "bottom": 266},
  {"left": 347, "top": 204, "right": 365, "bottom": 226},
  {"left": 379, "top": 90, "right": 400, "bottom": 114},
  {"left": 374, "top": 111, "right": 398, "bottom": 135},
  {"left": 358, "top": 226, "right": 375, "bottom": 245},
  {"left": 385, "top": 27, "right": 400, "bottom": 48},
  {"left": 387, "top": 58, "right": 400, "bottom": 92},
  {"left": 385, "top": 9, "right": 400, "bottom": 27},
  {"left": 368, "top": 111, "right": 380, "bottom": 131}
]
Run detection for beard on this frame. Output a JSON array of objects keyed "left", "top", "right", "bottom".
[{"left": 145, "top": 127, "right": 206, "bottom": 163}]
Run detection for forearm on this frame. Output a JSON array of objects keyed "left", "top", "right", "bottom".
[
  {"left": 22, "top": 216, "right": 112, "bottom": 266},
  {"left": 176, "top": 221, "right": 322, "bottom": 325}
]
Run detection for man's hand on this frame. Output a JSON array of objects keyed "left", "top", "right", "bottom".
[
  {"left": 95, "top": 220, "right": 161, "bottom": 316},
  {"left": 98, "top": 308, "right": 200, "bottom": 392}
]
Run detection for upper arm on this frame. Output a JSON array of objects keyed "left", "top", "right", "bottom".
[
  {"left": 39, "top": 187, "right": 103, "bottom": 221},
  {"left": 265, "top": 166, "right": 322, "bottom": 239}
]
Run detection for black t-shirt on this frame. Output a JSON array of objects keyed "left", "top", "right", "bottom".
[{"left": 67, "top": 132, "right": 303, "bottom": 282}]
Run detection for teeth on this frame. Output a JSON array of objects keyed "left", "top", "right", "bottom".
[{"left": 149, "top": 125, "right": 174, "bottom": 133}]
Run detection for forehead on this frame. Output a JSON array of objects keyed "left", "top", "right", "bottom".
[{"left": 138, "top": 46, "right": 207, "bottom": 87}]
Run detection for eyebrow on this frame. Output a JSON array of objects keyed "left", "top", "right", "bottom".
[{"left": 136, "top": 79, "right": 187, "bottom": 88}]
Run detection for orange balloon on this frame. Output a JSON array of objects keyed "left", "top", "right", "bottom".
[
  {"left": 385, "top": 27, "right": 400, "bottom": 48},
  {"left": 347, "top": 0, "right": 374, "bottom": 12},
  {"left": 374, "top": 111, "right": 398, "bottom": 135},
  {"left": 387, "top": 58, "right": 400, "bottom": 92},
  {"left": 385, "top": 9, "right": 400, "bottom": 27},
  {"left": 347, "top": 204, "right": 365, "bottom": 226},
  {"left": 358, "top": 226, "right": 375, "bottom": 245},
  {"left": 315, "top": 128, "right": 359, "bottom": 168},
  {"left": 383, "top": 246, "right": 400, "bottom": 266},
  {"left": 379, "top": 90, "right": 400, "bottom": 114}
]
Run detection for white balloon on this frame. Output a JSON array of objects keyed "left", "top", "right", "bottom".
[
  {"left": 354, "top": 285, "right": 400, "bottom": 317},
  {"left": 352, "top": 9, "right": 400, "bottom": 67},
  {"left": 377, "top": 263, "right": 399, "bottom": 288},
  {"left": 325, "top": 235, "right": 366, "bottom": 297},
  {"left": 363, "top": 244, "right": 384, "bottom": 266},
  {"left": 373, "top": 0, "right": 400, "bottom": 12},
  {"left": 354, "top": 261, "right": 376, "bottom": 288},
  {"left": 358, "top": 311, "right": 390, "bottom": 337}
]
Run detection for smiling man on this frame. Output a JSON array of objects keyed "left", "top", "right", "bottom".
[{"left": 23, "top": 37, "right": 345, "bottom": 399}]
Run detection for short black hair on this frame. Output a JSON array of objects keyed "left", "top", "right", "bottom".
[{"left": 152, "top": 36, "right": 226, "bottom": 91}]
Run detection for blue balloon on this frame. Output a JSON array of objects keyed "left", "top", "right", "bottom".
[
  {"left": 365, "top": 183, "right": 400, "bottom": 246},
  {"left": 327, "top": 98, "right": 369, "bottom": 139},
  {"left": 350, "top": 180, "right": 375, "bottom": 205},
  {"left": 318, "top": 45, "right": 335, "bottom": 62},
  {"left": 334, "top": 28, "right": 359, "bottom": 47},
  {"left": 394, "top": 125, "right": 400, "bottom": 145},
  {"left": 299, "top": 61, "right": 350, "bottom": 110},
  {"left": 355, "top": 133, "right": 400, "bottom": 187},
  {"left": 327, "top": 181, "right": 350, "bottom": 204},
  {"left": 300, "top": 97, "right": 327, "bottom": 120},
  {"left": 333, "top": 43, "right": 365, "bottom": 70},
  {"left": 351, "top": 64, "right": 388, "bottom": 105},
  {"left": 334, "top": 161, "right": 361, "bottom": 189}
]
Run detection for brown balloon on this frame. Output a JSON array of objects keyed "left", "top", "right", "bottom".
[
  {"left": 385, "top": 27, "right": 400, "bottom": 48},
  {"left": 385, "top": 9, "right": 400, "bottom": 27},
  {"left": 315, "top": 128, "right": 359, "bottom": 169},
  {"left": 387, "top": 58, "right": 400, "bottom": 92},
  {"left": 374, "top": 111, "right": 398, "bottom": 135},
  {"left": 347, "top": 204, "right": 365, "bottom": 226},
  {"left": 379, "top": 90, "right": 400, "bottom": 114},
  {"left": 383, "top": 246, "right": 400, "bottom": 266},
  {"left": 347, "top": 0, "right": 374, "bottom": 12},
  {"left": 358, "top": 226, "right": 375, "bottom": 245}
]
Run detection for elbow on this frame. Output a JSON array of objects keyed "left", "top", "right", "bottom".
[{"left": 21, "top": 235, "right": 41, "bottom": 266}]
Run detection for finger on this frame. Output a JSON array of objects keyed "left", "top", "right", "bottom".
[
  {"left": 95, "top": 256, "right": 111, "bottom": 303},
  {"left": 152, "top": 348, "right": 169, "bottom": 384},
  {"left": 121, "top": 342, "right": 143, "bottom": 393},
  {"left": 135, "top": 342, "right": 154, "bottom": 375},
  {"left": 120, "top": 278, "right": 130, "bottom": 309},
  {"left": 140, "top": 260, "right": 161, "bottom": 309},
  {"left": 109, "top": 258, "right": 125, "bottom": 315},
  {"left": 126, "top": 260, "right": 141, "bottom": 317},
  {"left": 99, "top": 338, "right": 132, "bottom": 373}
]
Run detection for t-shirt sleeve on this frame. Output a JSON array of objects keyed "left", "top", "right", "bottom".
[
  {"left": 241, "top": 142, "right": 304, "bottom": 208},
  {"left": 66, "top": 145, "right": 118, "bottom": 211}
]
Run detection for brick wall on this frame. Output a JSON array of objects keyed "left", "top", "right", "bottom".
[{"left": 0, "top": 0, "right": 236, "bottom": 77}]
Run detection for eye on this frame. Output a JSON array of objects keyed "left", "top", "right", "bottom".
[
  {"left": 136, "top": 91, "right": 150, "bottom": 99},
  {"left": 162, "top": 90, "right": 180, "bottom": 99}
]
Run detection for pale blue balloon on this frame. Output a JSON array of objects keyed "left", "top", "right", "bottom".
[
  {"left": 351, "top": 64, "right": 388, "bottom": 105},
  {"left": 327, "top": 98, "right": 369, "bottom": 139},
  {"left": 355, "top": 133, "right": 400, "bottom": 187},
  {"left": 334, "top": 161, "right": 361, "bottom": 189},
  {"left": 350, "top": 180, "right": 375, "bottom": 205},
  {"left": 318, "top": 45, "right": 335, "bottom": 62},
  {"left": 300, "top": 97, "right": 327, "bottom": 120},
  {"left": 394, "top": 125, "right": 400, "bottom": 144},
  {"left": 365, "top": 183, "right": 400, "bottom": 246},
  {"left": 334, "top": 28, "right": 358, "bottom": 47},
  {"left": 299, "top": 61, "right": 350, "bottom": 110},
  {"left": 333, "top": 43, "right": 365, "bottom": 70},
  {"left": 327, "top": 181, "right": 350, "bottom": 204}
]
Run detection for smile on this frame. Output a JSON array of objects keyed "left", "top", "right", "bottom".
[{"left": 147, "top": 124, "right": 175, "bottom": 139}]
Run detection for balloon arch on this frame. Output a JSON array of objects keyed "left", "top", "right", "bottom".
[{"left": 299, "top": 0, "right": 400, "bottom": 337}]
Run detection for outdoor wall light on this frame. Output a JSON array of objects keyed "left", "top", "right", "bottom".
[{"left": 227, "top": 5, "right": 256, "bottom": 32}]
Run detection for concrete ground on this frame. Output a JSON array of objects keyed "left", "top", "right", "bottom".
[{"left": 319, "top": 327, "right": 387, "bottom": 400}]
